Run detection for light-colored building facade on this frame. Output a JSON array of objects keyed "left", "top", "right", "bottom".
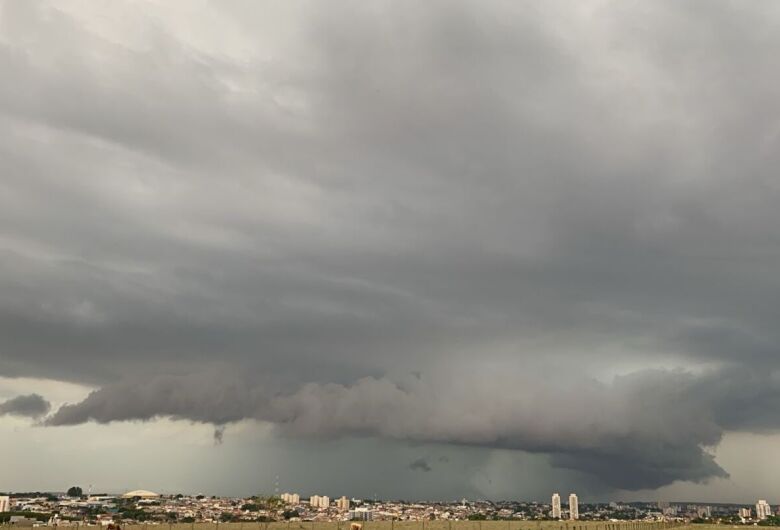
[
  {"left": 0, "top": 496, "right": 10, "bottom": 513},
  {"left": 551, "top": 493, "right": 561, "bottom": 519},
  {"left": 568, "top": 493, "right": 579, "bottom": 520},
  {"left": 309, "top": 495, "right": 330, "bottom": 510},
  {"left": 739, "top": 508, "right": 751, "bottom": 519},
  {"left": 337, "top": 496, "right": 350, "bottom": 511},
  {"left": 281, "top": 493, "right": 300, "bottom": 505},
  {"left": 349, "top": 508, "right": 373, "bottom": 521},
  {"left": 757, "top": 500, "right": 772, "bottom": 520}
]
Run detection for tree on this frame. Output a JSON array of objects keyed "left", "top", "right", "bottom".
[{"left": 67, "top": 487, "right": 83, "bottom": 498}]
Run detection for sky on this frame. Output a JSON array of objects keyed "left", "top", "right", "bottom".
[{"left": 1, "top": 0, "right": 780, "bottom": 503}]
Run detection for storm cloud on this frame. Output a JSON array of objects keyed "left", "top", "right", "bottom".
[
  {"left": 410, "top": 458, "right": 433, "bottom": 473},
  {"left": 0, "top": 394, "right": 51, "bottom": 418},
  {"left": 41, "top": 366, "right": 780, "bottom": 489},
  {"left": 2, "top": 0, "right": 780, "bottom": 494}
]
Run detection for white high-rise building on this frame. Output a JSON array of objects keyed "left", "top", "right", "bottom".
[
  {"left": 756, "top": 500, "right": 772, "bottom": 520},
  {"left": 551, "top": 493, "right": 561, "bottom": 519},
  {"left": 739, "top": 508, "right": 751, "bottom": 519},
  {"left": 569, "top": 493, "right": 579, "bottom": 520},
  {"left": 0, "top": 496, "right": 10, "bottom": 513},
  {"left": 309, "top": 495, "right": 329, "bottom": 509},
  {"left": 281, "top": 493, "right": 300, "bottom": 505},
  {"left": 337, "top": 496, "right": 350, "bottom": 511}
]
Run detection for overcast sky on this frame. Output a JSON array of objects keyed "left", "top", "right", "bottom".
[{"left": 2, "top": 0, "right": 780, "bottom": 502}]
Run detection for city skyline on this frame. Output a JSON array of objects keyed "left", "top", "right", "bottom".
[
  {"left": 3, "top": 0, "right": 780, "bottom": 504},
  {"left": 4, "top": 488, "right": 779, "bottom": 505},
  {"left": 0, "top": 489, "right": 777, "bottom": 524}
]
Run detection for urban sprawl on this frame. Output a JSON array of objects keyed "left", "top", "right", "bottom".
[{"left": 1, "top": 491, "right": 780, "bottom": 527}]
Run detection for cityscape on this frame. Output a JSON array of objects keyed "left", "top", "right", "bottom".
[{"left": 1, "top": 490, "right": 779, "bottom": 527}]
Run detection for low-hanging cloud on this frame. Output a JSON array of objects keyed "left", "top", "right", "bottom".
[
  {"left": 0, "top": 393, "right": 51, "bottom": 418},
  {"left": 45, "top": 366, "right": 780, "bottom": 489},
  {"left": 409, "top": 458, "right": 433, "bottom": 473},
  {"left": 213, "top": 425, "right": 226, "bottom": 446}
]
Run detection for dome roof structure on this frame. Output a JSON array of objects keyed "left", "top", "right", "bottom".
[{"left": 122, "top": 490, "right": 160, "bottom": 498}]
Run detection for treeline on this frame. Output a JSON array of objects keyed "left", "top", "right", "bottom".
[
  {"left": 0, "top": 511, "right": 52, "bottom": 523},
  {"left": 0, "top": 492, "right": 58, "bottom": 500}
]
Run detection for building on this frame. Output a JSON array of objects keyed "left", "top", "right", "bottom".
[
  {"left": 121, "top": 490, "right": 160, "bottom": 499},
  {"left": 349, "top": 508, "right": 373, "bottom": 521},
  {"left": 337, "top": 496, "right": 350, "bottom": 511},
  {"left": 551, "top": 493, "right": 561, "bottom": 519},
  {"left": 309, "top": 495, "right": 330, "bottom": 510},
  {"left": 756, "top": 500, "right": 772, "bottom": 520},
  {"left": 568, "top": 493, "right": 579, "bottom": 520},
  {"left": 757, "top": 500, "right": 772, "bottom": 520},
  {"left": 8, "top": 516, "right": 36, "bottom": 526},
  {"left": 739, "top": 508, "right": 751, "bottom": 519},
  {"left": 0, "top": 496, "right": 10, "bottom": 513},
  {"left": 281, "top": 493, "right": 300, "bottom": 505}
]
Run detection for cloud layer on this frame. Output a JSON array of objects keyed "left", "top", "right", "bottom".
[
  {"left": 42, "top": 366, "right": 780, "bottom": 489},
  {"left": 2, "top": 0, "right": 780, "bottom": 493}
]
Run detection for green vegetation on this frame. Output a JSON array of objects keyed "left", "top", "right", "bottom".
[
  {"left": 117, "top": 507, "right": 150, "bottom": 521},
  {"left": 67, "top": 486, "right": 84, "bottom": 498},
  {"left": 221, "top": 512, "right": 241, "bottom": 523},
  {"left": 0, "top": 492, "right": 58, "bottom": 501},
  {"left": 0, "top": 511, "right": 52, "bottom": 523}
]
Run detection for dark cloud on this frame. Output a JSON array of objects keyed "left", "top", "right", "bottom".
[
  {"left": 213, "top": 426, "right": 226, "bottom": 446},
  {"left": 1, "top": 0, "right": 780, "bottom": 495},
  {"left": 41, "top": 366, "right": 776, "bottom": 490},
  {"left": 0, "top": 394, "right": 51, "bottom": 418},
  {"left": 409, "top": 458, "right": 432, "bottom": 473}
]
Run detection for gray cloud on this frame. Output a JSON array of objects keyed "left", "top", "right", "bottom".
[
  {"left": 0, "top": 393, "right": 51, "bottom": 418},
  {"left": 409, "top": 458, "right": 432, "bottom": 473},
  {"left": 43, "top": 366, "right": 775, "bottom": 489},
  {"left": 213, "top": 425, "right": 226, "bottom": 446},
  {"left": 2, "top": 0, "right": 780, "bottom": 495}
]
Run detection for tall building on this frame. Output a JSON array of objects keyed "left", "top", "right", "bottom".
[
  {"left": 337, "top": 496, "right": 350, "bottom": 511},
  {"left": 0, "top": 496, "right": 9, "bottom": 513},
  {"left": 568, "top": 493, "right": 579, "bottom": 520},
  {"left": 281, "top": 493, "right": 300, "bottom": 505},
  {"left": 739, "top": 508, "right": 751, "bottom": 519},
  {"left": 756, "top": 500, "right": 772, "bottom": 520},
  {"left": 309, "top": 495, "right": 330, "bottom": 509},
  {"left": 551, "top": 493, "right": 561, "bottom": 519}
]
